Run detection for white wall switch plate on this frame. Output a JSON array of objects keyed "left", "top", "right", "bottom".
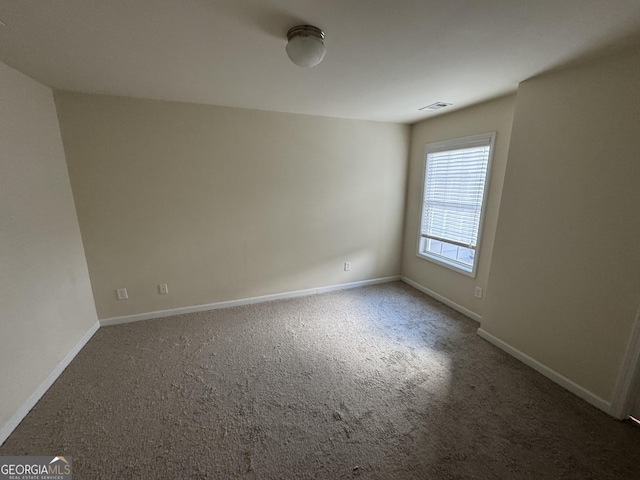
[
  {"left": 116, "top": 288, "right": 128, "bottom": 300},
  {"left": 474, "top": 286, "right": 483, "bottom": 299},
  {"left": 344, "top": 262, "right": 352, "bottom": 271},
  {"left": 158, "top": 283, "right": 169, "bottom": 294}
]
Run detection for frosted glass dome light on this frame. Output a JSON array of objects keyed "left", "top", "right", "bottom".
[{"left": 286, "top": 25, "right": 326, "bottom": 68}]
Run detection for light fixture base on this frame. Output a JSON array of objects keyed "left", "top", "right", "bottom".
[{"left": 287, "top": 25, "right": 325, "bottom": 42}]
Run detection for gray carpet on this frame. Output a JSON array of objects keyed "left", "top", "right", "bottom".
[{"left": 1, "top": 282, "right": 639, "bottom": 479}]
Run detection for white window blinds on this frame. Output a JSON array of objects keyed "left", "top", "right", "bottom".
[{"left": 420, "top": 140, "right": 491, "bottom": 249}]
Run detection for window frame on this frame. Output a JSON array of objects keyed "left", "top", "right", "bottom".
[{"left": 416, "top": 132, "right": 496, "bottom": 278}]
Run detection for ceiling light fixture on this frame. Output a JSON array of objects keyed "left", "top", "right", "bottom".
[
  {"left": 286, "top": 25, "right": 326, "bottom": 68},
  {"left": 419, "top": 102, "right": 453, "bottom": 111}
]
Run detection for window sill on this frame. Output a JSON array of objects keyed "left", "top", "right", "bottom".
[{"left": 416, "top": 251, "right": 477, "bottom": 278}]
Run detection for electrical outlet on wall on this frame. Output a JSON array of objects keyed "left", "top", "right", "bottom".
[
  {"left": 116, "top": 288, "right": 128, "bottom": 300},
  {"left": 344, "top": 262, "right": 352, "bottom": 271},
  {"left": 474, "top": 286, "right": 483, "bottom": 299},
  {"left": 158, "top": 283, "right": 169, "bottom": 295}
]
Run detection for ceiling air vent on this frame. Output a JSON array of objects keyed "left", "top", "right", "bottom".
[{"left": 419, "top": 102, "right": 452, "bottom": 111}]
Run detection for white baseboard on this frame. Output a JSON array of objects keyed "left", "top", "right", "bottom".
[
  {"left": 0, "top": 321, "right": 100, "bottom": 446},
  {"left": 100, "top": 276, "right": 401, "bottom": 327},
  {"left": 477, "top": 327, "right": 612, "bottom": 414},
  {"left": 400, "top": 276, "right": 481, "bottom": 322}
]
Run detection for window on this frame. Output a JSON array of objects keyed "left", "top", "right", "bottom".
[{"left": 417, "top": 132, "right": 495, "bottom": 277}]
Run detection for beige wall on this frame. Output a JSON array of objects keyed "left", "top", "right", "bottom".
[
  {"left": 481, "top": 47, "right": 640, "bottom": 402},
  {"left": 54, "top": 92, "right": 409, "bottom": 319},
  {"left": 401, "top": 95, "right": 517, "bottom": 317},
  {"left": 0, "top": 62, "right": 97, "bottom": 435}
]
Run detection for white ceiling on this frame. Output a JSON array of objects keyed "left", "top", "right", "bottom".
[{"left": 1, "top": 1, "right": 640, "bottom": 124}]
